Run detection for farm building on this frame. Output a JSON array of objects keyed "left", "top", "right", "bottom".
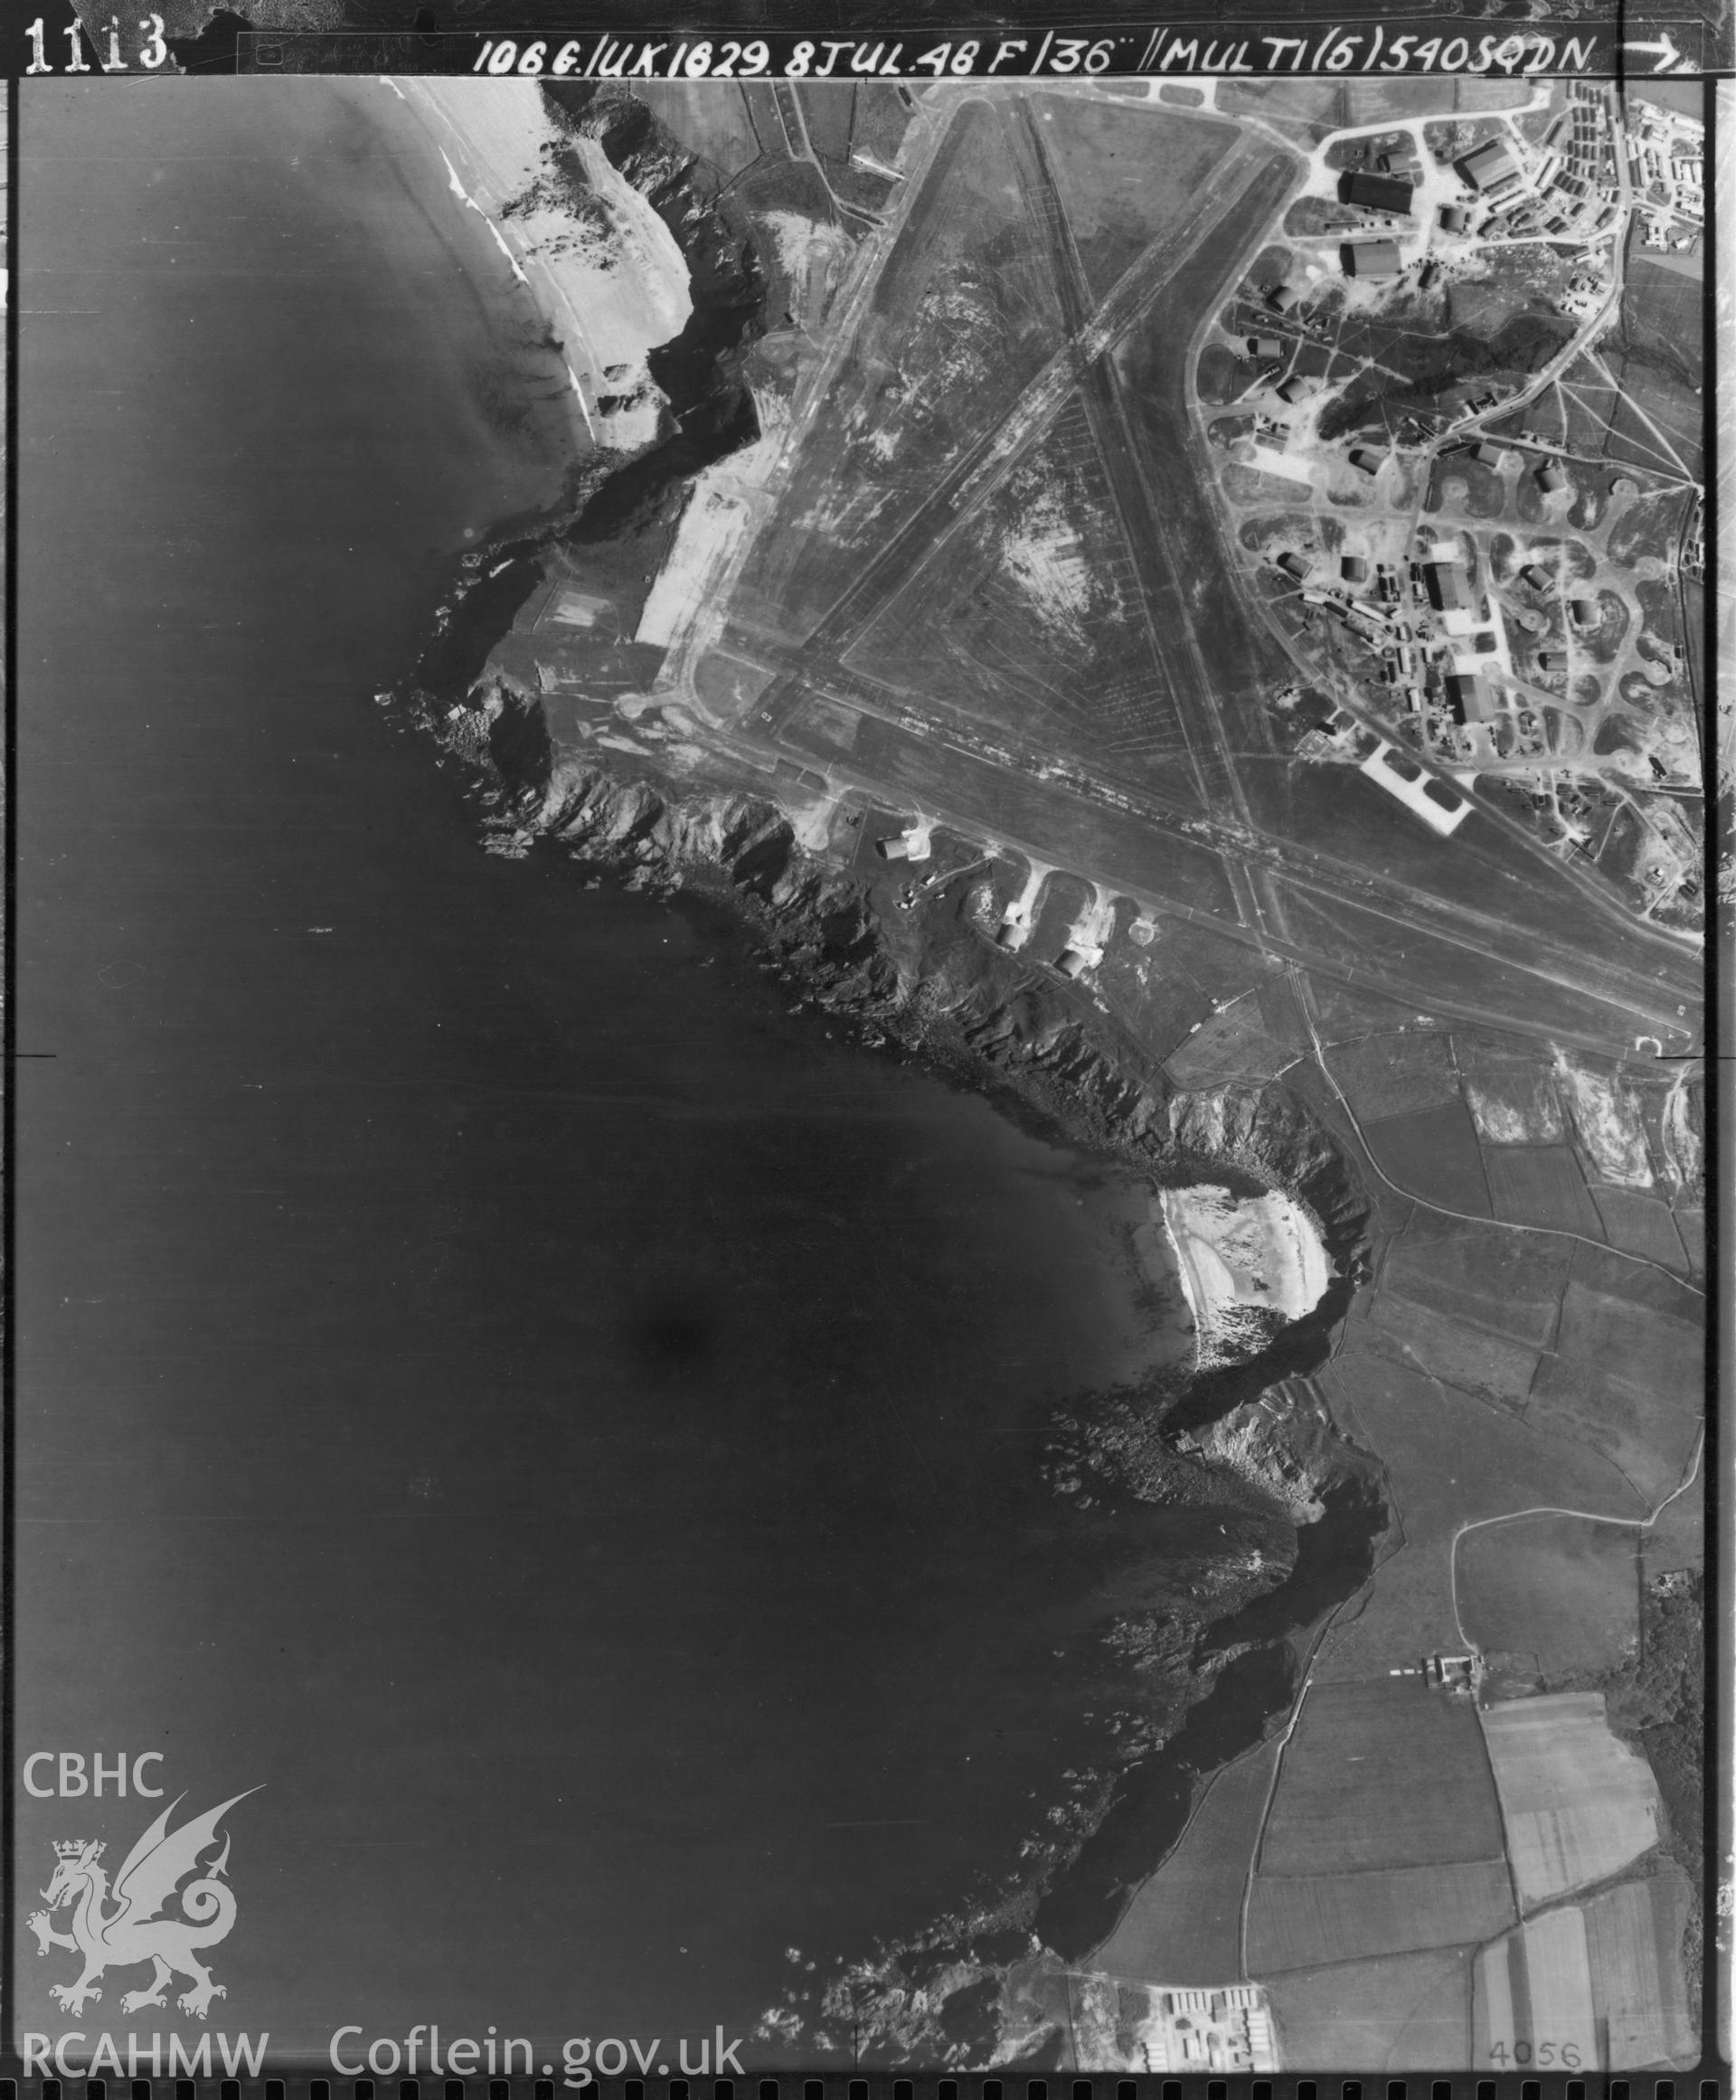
[
  {"left": 1343, "top": 240, "right": 1403, "bottom": 278},
  {"left": 1447, "top": 670, "right": 1495, "bottom": 723},
  {"left": 1349, "top": 448, "right": 1385, "bottom": 476},
  {"left": 1247, "top": 336, "right": 1283, "bottom": 359},
  {"left": 1538, "top": 650, "right": 1568, "bottom": 673},
  {"left": 1467, "top": 442, "right": 1508, "bottom": 467},
  {"left": 1537, "top": 460, "right": 1569, "bottom": 493},
  {"left": 1439, "top": 204, "right": 1470, "bottom": 232},
  {"left": 1342, "top": 555, "right": 1370, "bottom": 583},
  {"left": 1458, "top": 139, "right": 1521, "bottom": 193},
  {"left": 1521, "top": 563, "right": 1552, "bottom": 590},
  {"left": 1268, "top": 283, "right": 1300, "bottom": 312},
  {"left": 1341, "top": 170, "right": 1415, "bottom": 213},
  {"left": 1571, "top": 598, "right": 1600, "bottom": 629},
  {"left": 1278, "top": 550, "right": 1315, "bottom": 581}
]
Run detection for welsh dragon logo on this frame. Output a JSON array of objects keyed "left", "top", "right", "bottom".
[{"left": 28, "top": 1790, "right": 259, "bottom": 2020}]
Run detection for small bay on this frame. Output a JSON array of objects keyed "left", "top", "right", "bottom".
[{"left": 18, "top": 78, "right": 1215, "bottom": 2063}]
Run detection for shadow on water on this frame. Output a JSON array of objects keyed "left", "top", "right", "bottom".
[
  {"left": 1160, "top": 1260, "right": 1362, "bottom": 1441},
  {"left": 1202, "top": 1478, "right": 1387, "bottom": 1657},
  {"left": 411, "top": 549, "right": 543, "bottom": 695},
  {"left": 1033, "top": 1476, "right": 1386, "bottom": 1961},
  {"left": 1033, "top": 1644, "right": 1294, "bottom": 1960}
]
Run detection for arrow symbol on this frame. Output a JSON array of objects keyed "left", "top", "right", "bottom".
[{"left": 1621, "top": 30, "right": 1685, "bottom": 67}]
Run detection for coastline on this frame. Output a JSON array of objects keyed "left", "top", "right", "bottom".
[
  {"left": 366, "top": 78, "right": 1394, "bottom": 2066},
  {"left": 1159, "top": 1184, "right": 1335, "bottom": 1371},
  {"left": 390, "top": 77, "right": 692, "bottom": 452},
  {"left": 401, "top": 730, "right": 1387, "bottom": 2032}
]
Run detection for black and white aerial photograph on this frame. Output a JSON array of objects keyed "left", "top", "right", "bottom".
[{"left": 11, "top": 34, "right": 1716, "bottom": 2087}]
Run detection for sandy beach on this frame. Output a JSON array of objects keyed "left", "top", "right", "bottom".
[
  {"left": 1158, "top": 1184, "right": 1334, "bottom": 1367},
  {"left": 389, "top": 78, "right": 693, "bottom": 452}
]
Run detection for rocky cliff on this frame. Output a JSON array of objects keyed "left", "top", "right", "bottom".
[
  {"left": 451, "top": 733, "right": 1375, "bottom": 1473},
  {"left": 393, "top": 80, "right": 1402, "bottom": 2037}
]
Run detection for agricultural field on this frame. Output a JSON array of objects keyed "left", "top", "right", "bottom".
[
  {"left": 1480, "top": 1694, "right": 1663, "bottom": 1907},
  {"left": 1458, "top": 1515, "right": 1639, "bottom": 1679},
  {"left": 1319, "top": 1028, "right": 1460, "bottom": 1122},
  {"left": 1255, "top": 1678, "right": 1505, "bottom": 1877},
  {"left": 1483, "top": 1145, "right": 1608, "bottom": 1237},
  {"left": 1362, "top": 1295, "right": 1541, "bottom": 1413},
  {"left": 1264, "top": 1948, "right": 1474, "bottom": 2070},
  {"left": 1359, "top": 1211, "right": 1568, "bottom": 1410},
  {"left": 1161, "top": 982, "right": 1307, "bottom": 1089},
  {"left": 1471, "top": 1863, "right": 1696, "bottom": 2070},
  {"left": 1247, "top": 1859, "right": 1514, "bottom": 1972},
  {"left": 1590, "top": 1186, "right": 1694, "bottom": 1272},
  {"left": 1359, "top": 1098, "right": 1493, "bottom": 1215},
  {"left": 1526, "top": 1252, "right": 1703, "bottom": 1504},
  {"left": 1090, "top": 1740, "right": 1279, "bottom": 1986},
  {"left": 1473, "top": 1908, "right": 1599, "bottom": 2074},
  {"left": 1307, "top": 1329, "right": 1656, "bottom": 1683},
  {"left": 1378, "top": 1215, "right": 1571, "bottom": 1348},
  {"left": 1582, "top": 1868, "right": 1698, "bottom": 2067}
]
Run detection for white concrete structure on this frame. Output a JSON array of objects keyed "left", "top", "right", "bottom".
[{"left": 1357, "top": 739, "right": 1473, "bottom": 835}]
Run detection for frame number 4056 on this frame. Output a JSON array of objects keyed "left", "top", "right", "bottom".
[{"left": 1486, "top": 2041, "right": 1582, "bottom": 2069}]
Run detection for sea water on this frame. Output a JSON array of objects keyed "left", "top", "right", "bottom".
[{"left": 18, "top": 78, "right": 1217, "bottom": 2064}]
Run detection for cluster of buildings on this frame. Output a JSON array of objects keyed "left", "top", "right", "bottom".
[
  {"left": 1628, "top": 96, "right": 1703, "bottom": 251},
  {"left": 1275, "top": 528, "right": 1488, "bottom": 731},
  {"left": 1298, "top": 102, "right": 1626, "bottom": 300},
  {"left": 1389, "top": 1652, "right": 1482, "bottom": 1693},
  {"left": 1240, "top": 90, "right": 1637, "bottom": 364},
  {"left": 1138, "top": 1987, "right": 1278, "bottom": 2073},
  {"left": 1454, "top": 87, "right": 1623, "bottom": 246},
  {"left": 1274, "top": 470, "right": 1613, "bottom": 775}
]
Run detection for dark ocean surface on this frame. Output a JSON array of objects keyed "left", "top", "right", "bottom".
[{"left": 17, "top": 80, "right": 1236, "bottom": 2066}]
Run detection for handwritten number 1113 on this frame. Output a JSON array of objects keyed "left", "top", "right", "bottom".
[{"left": 25, "top": 14, "right": 171, "bottom": 71}]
